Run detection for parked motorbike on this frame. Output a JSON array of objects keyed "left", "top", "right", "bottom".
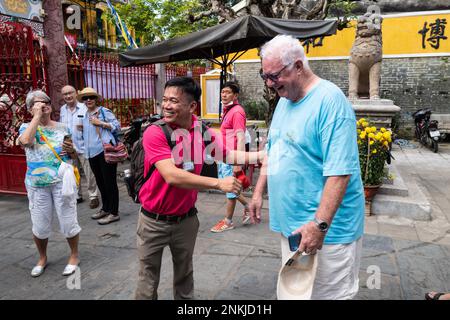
[{"left": 412, "top": 108, "right": 440, "bottom": 153}]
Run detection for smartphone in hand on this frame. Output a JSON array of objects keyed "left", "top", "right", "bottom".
[
  {"left": 63, "top": 134, "right": 72, "bottom": 142},
  {"left": 288, "top": 233, "right": 302, "bottom": 252}
]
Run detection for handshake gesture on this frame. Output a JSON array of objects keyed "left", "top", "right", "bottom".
[{"left": 217, "top": 176, "right": 242, "bottom": 195}]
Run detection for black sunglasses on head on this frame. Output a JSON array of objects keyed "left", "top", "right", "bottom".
[{"left": 82, "top": 95, "right": 97, "bottom": 101}]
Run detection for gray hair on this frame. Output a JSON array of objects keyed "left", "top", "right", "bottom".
[
  {"left": 260, "top": 35, "right": 309, "bottom": 70},
  {"left": 26, "top": 90, "right": 51, "bottom": 110}
]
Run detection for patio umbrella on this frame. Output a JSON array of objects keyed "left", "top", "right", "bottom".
[{"left": 119, "top": 15, "right": 337, "bottom": 118}]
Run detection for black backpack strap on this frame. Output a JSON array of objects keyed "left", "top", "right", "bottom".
[
  {"left": 199, "top": 121, "right": 218, "bottom": 178},
  {"left": 201, "top": 121, "right": 212, "bottom": 148},
  {"left": 143, "top": 158, "right": 156, "bottom": 185},
  {"left": 159, "top": 121, "right": 175, "bottom": 149},
  {"left": 143, "top": 121, "right": 175, "bottom": 184}
]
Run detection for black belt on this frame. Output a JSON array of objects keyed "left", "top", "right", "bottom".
[{"left": 140, "top": 207, "right": 197, "bottom": 224}]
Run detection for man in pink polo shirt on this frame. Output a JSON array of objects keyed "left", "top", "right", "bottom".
[
  {"left": 135, "top": 77, "right": 264, "bottom": 300},
  {"left": 211, "top": 82, "right": 251, "bottom": 233}
]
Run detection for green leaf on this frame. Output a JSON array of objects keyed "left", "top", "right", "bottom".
[{"left": 112, "top": 0, "right": 218, "bottom": 45}]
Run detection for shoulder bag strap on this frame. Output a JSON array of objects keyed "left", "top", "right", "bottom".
[
  {"left": 99, "top": 107, "right": 109, "bottom": 129},
  {"left": 99, "top": 107, "right": 120, "bottom": 144},
  {"left": 95, "top": 124, "right": 102, "bottom": 142},
  {"left": 37, "top": 127, "right": 62, "bottom": 163},
  {"left": 99, "top": 107, "right": 106, "bottom": 121},
  {"left": 93, "top": 108, "right": 103, "bottom": 141}
]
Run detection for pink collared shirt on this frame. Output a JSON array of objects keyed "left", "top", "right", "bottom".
[
  {"left": 139, "top": 115, "right": 226, "bottom": 216},
  {"left": 220, "top": 101, "right": 246, "bottom": 151}
]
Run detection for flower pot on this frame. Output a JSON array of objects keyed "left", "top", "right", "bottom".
[
  {"left": 364, "top": 184, "right": 381, "bottom": 201},
  {"left": 364, "top": 184, "right": 381, "bottom": 216}
]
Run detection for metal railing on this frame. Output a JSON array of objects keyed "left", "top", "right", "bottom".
[{"left": 67, "top": 48, "right": 157, "bottom": 126}]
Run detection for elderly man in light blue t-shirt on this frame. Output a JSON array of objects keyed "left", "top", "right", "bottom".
[{"left": 249, "top": 35, "right": 365, "bottom": 300}]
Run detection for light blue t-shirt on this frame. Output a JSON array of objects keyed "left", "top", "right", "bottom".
[{"left": 267, "top": 79, "right": 365, "bottom": 244}]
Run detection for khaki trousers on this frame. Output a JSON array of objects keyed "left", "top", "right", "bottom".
[
  {"left": 74, "top": 153, "right": 98, "bottom": 200},
  {"left": 135, "top": 211, "right": 199, "bottom": 300}
]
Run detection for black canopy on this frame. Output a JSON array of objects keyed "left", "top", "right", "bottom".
[
  {"left": 119, "top": 15, "right": 336, "bottom": 67},
  {"left": 119, "top": 15, "right": 337, "bottom": 118}
]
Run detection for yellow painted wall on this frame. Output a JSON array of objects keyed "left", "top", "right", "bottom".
[{"left": 236, "top": 11, "right": 450, "bottom": 60}]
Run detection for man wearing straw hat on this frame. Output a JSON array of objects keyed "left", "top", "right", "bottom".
[{"left": 250, "top": 35, "right": 365, "bottom": 300}]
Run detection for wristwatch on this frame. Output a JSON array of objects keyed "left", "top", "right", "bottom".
[{"left": 313, "top": 217, "right": 329, "bottom": 233}]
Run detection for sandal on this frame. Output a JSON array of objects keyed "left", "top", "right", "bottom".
[{"left": 425, "top": 292, "right": 445, "bottom": 300}]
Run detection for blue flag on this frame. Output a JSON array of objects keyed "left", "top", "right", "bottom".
[{"left": 106, "top": 0, "right": 138, "bottom": 48}]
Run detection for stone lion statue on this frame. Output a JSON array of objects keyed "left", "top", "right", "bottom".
[{"left": 348, "top": 5, "right": 383, "bottom": 100}]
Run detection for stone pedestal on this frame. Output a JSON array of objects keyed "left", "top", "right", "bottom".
[{"left": 351, "top": 99, "right": 401, "bottom": 129}]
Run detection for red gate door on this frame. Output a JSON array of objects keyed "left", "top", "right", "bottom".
[{"left": 0, "top": 21, "right": 48, "bottom": 195}]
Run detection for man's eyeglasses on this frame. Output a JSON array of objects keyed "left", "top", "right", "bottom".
[
  {"left": 259, "top": 63, "right": 292, "bottom": 82},
  {"left": 82, "top": 95, "right": 97, "bottom": 101}
]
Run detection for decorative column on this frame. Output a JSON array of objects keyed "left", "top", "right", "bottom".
[
  {"left": 109, "top": 23, "right": 117, "bottom": 49},
  {"left": 102, "top": 16, "right": 109, "bottom": 48},
  {"left": 42, "top": 0, "right": 68, "bottom": 115},
  {"left": 86, "top": 3, "right": 98, "bottom": 48}
]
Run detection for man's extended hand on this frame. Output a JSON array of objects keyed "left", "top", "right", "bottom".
[
  {"left": 248, "top": 194, "right": 263, "bottom": 224},
  {"left": 217, "top": 176, "right": 242, "bottom": 194},
  {"left": 293, "top": 221, "right": 326, "bottom": 255}
]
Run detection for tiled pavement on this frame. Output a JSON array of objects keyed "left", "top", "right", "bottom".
[{"left": 0, "top": 143, "right": 449, "bottom": 300}]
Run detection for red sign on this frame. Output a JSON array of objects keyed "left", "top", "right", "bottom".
[{"left": 65, "top": 33, "right": 77, "bottom": 49}]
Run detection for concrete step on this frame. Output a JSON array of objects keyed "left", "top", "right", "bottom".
[
  {"left": 371, "top": 193, "right": 432, "bottom": 221},
  {"left": 378, "top": 166, "right": 409, "bottom": 197},
  {"left": 371, "top": 164, "right": 432, "bottom": 221}
]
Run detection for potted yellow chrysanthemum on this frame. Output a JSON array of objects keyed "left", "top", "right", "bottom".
[{"left": 357, "top": 118, "right": 392, "bottom": 215}]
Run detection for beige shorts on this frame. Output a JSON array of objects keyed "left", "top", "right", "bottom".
[{"left": 26, "top": 182, "right": 81, "bottom": 239}]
